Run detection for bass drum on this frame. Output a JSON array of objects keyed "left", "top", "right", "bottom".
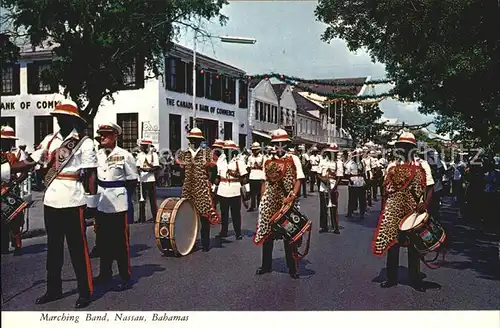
[{"left": 154, "top": 197, "right": 199, "bottom": 256}]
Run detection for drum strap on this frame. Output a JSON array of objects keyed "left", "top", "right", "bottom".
[
  {"left": 420, "top": 248, "right": 447, "bottom": 270},
  {"left": 293, "top": 226, "right": 312, "bottom": 260}
]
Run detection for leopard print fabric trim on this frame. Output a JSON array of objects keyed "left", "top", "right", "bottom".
[
  {"left": 179, "top": 148, "right": 220, "bottom": 225},
  {"left": 372, "top": 164, "right": 426, "bottom": 256},
  {"left": 254, "top": 156, "right": 296, "bottom": 245}
]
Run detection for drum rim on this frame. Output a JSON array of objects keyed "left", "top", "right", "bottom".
[
  {"left": 3, "top": 200, "right": 28, "bottom": 223},
  {"left": 169, "top": 198, "right": 199, "bottom": 256},
  {"left": 399, "top": 211, "right": 429, "bottom": 231},
  {"left": 154, "top": 197, "right": 199, "bottom": 256}
]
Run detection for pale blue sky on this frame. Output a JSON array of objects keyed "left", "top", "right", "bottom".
[{"left": 176, "top": 1, "right": 434, "bottom": 125}]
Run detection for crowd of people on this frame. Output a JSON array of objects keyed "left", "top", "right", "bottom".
[{"left": 2, "top": 99, "right": 499, "bottom": 308}]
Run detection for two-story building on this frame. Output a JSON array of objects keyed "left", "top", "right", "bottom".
[{"left": 1, "top": 43, "right": 249, "bottom": 152}]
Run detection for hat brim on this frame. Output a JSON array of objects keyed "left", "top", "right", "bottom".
[
  {"left": 1, "top": 136, "right": 18, "bottom": 140},
  {"left": 271, "top": 138, "right": 290, "bottom": 143},
  {"left": 188, "top": 135, "right": 205, "bottom": 140},
  {"left": 395, "top": 140, "right": 417, "bottom": 146},
  {"left": 97, "top": 128, "right": 121, "bottom": 135},
  {"left": 251, "top": 146, "right": 261, "bottom": 150},
  {"left": 51, "top": 111, "right": 87, "bottom": 123},
  {"left": 325, "top": 149, "right": 339, "bottom": 152},
  {"left": 223, "top": 146, "right": 239, "bottom": 150}
]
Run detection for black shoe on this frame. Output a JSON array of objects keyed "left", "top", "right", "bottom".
[
  {"left": 13, "top": 248, "right": 22, "bottom": 256},
  {"left": 255, "top": 267, "right": 272, "bottom": 275},
  {"left": 147, "top": 218, "right": 154, "bottom": 222},
  {"left": 346, "top": 213, "right": 353, "bottom": 218},
  {"left": 289, "top": 272, "right": 300, "bottom": 279},
  {"left": 319, "top": 228, "right": 328, "bottom": 233},
  {"left": 410, "top": 282, "right": 426, "bottom": 292},
  {"left": 236, "top": 235, "right": 243, "bottom": 240},
  {"left": 216, "top": 232, "right": 228, "bottom": 238},
  {"left": 75, "top": 296, "right": 91, "bottom": 309},
  {"left": 360, "top": 214, "right": 365, "bottom": 220},
  {"left": 36, "top": 292, "right": 63, "bottom": 304},
  {"left": 333, "top": 229, "right": 340, "bottom": 234},
  {"left": 118, "top": 280, "right": 133, "bottom": 291},
  {"left": 380, "top": 280, "right": 398, "bottom": 288}
]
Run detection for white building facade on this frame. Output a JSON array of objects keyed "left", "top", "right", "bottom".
[{"left": 1, "top": 44, "right": 249, "bottom": 153}]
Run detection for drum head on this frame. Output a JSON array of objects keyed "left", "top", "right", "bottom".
[
  {"left": 399, "top": 212, "right": 428, "bottom": 231},
  {"left": 172, "top": 198, "right": 199, "bottom": 256}
]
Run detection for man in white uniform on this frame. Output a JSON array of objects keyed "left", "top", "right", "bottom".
[
  {"left": 247, "top": 142, "right": 265, "bottom": 212},
  {"left": 318, "top": 143, "right": 343, "bottom": 233},
  {"left": 345, "top": 149, "right": 367, "bottom": 219},
  {"left": 308, "top": 146, "right": 321, "bottom": 192},
  {"left": 297, "top": 144, "right": 309, "bottom": 198},
  {"left": 362, "top": 147, "right": 373, "bottom": 206},
  {"left": 214, "top": 140, "right": 249, "bottom": 240},
  {"left": 94, "top": 123, "right": 138, "bottom": 291},
  {"left": 136, "top": 139, "right": 160, "bottom": 223},
  {"left": 29, "top": 100, "right": 98, "bottom": 308}
]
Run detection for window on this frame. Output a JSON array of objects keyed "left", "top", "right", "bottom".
[
  {"left": 222, "top": 76, "right": 235, "bottom": 104},
  {"left": 166, "top": 57, "right": 177, "bottom": 91},
  {"left": 255, "top": 101, "right": 259, "bottom": 120},
  {"left": 239, "top": 134, "right": 246, "bottom": 149},
  {"left": 280, "top": 107, "right": 284, "bottom": 125},
  {"left": 118, "top": 57, "right": 145, "bottom": 90},
  {"left": 266, "top": 104, "right": 271, "bottom": 123},
  {"left": 238, "top": 80, "right": 248, "bottom": 108},
  {"left": 211, "top": 74, "right": 221, "bottom": 101},
  {"left": 196, "top": 68, "right": 205, "bottom": 97},
  {"left": 34, "top": 116, "right": 54, "bottom": 147},
  {"left": 186, "top": 62, "right": 193, "bottom": 95},
  {"left": 176, "top": 60, "right": 186, "bottom": 93},
  {"left": 205, "top": 73, "right": 213, "bottom": 99},
  {"left": 259, "top": 102, "right": 264, "bottom": 121},
  {"left": 1, "top": 64, "right": 20, "bottom": 96},
  {"left": 0, "top": 117, "right": 15, "bottom": 131},
  {"left": 116, "top": 113, "right": 138, "bottom": 151},
  {"left": 273, "top": 106, "right": 278, "bottom": 124},
  {"left": 27, "top": 61, "right": 57, "bottom": 94},
  {"left": 292, "top": 112, "right": 295, "bottom": 127}
]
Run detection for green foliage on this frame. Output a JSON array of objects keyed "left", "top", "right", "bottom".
[
  {"left": 315, "top": 0, "right": 500, "bottom": 152},
  {"left": 2, "top": 0, "right": 228, "bottom": 120},
  {"left": 334, "top": 102, "right": 384, "bottom": 145},
  {"left": 0, "top": 33, "right": 20, "bottom": 67}
]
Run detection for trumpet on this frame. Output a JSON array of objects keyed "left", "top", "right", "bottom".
[{"left": 139, "top": 180, "right": 145, "bottom": 202}]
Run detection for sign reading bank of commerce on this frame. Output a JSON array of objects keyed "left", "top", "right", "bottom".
[
  {"left": 166, "top": 97, "right": 235, "bottom": 117},
  {"left": 1, "top": 100, "right": 61, "bottom": 111}
]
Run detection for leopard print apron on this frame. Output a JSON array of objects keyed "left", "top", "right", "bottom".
[
  {"left": 254, "top": 155, "right": 296, "bottom": 245},
  {"left": 372, "top": 163, "right": 426, "bottom": 256},
  {"left": 179, "top": 148, "right": 220, "bottom": 225}
]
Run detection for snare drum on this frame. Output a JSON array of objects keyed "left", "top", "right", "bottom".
[
  {"left": 399, "top": 211, "right": 446, "bottom": 254},
  {"left": 1, "top": 190, "right": 27, "bottom": 226},
  {"left": 154, "top": 197, "right": 199, "bottom": 256},
  {"left": 270, "top": 202, "right": 312, "bottom": 243}
]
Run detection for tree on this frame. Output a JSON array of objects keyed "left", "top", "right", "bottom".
[
  {"left": 2, "top": 0, "right": 228, "bottom": 121},
  {"left": 334, "top": 101, "right": 384, "bottom": 145},
  {"left": 315, "top": 0, "right": 500, "bottom": 152},
  {"left": 0, "top": 33, "right": 20, "bottom": 68}
]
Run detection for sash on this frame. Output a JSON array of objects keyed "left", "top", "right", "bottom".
[{"left": 44, "top": 135, "right": 89, "bottom": 188}]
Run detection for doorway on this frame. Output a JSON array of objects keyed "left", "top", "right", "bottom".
[{"left": 189, "top": 117, "right": 218, "bottom": 147}]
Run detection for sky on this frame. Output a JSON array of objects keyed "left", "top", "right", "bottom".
[{"left": 175, "top": 1, "right": 435, "bottom": 125}]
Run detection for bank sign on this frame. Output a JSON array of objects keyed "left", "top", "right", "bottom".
[
  {"left": 1, "top": 100, "right": 61, "bottom": 111},
  {"left": 165, "top": 97, "right": 235, "bottom": 117}
]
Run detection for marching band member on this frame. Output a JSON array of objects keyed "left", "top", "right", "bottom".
[
  {"left": 1, "top": 126, "right": 28, "bottom": 255},
  {"left": 297, "top": 145, "right": 309, "bottom": 198},
  {"left": 254, "top": 129, "right": 305, "bottom": 279},
  {"left": 94, "top": 123, "right": 138, "bottom": 291},
  {"left": 362, "top": 147, "right": 373, "bottom": 207},
  {"left": 247, "top": 142, "right": 264, "bottom": 212},
  {"left": 178, "top": 128, "right": 220, "bottom": 252},
  {"left": 136, "top": 139, "right": 160, "bottom": 223},
  {"left": 214, "top": 140, "right": 249, "bottom": 240},
  {"left": 345, "top": 149, "right": 367, "bottom": 219},
  {"left": 370, "top": 150, "right": 383, "bottom": 202},
  {"left": 308, "top": 146, "right": 321, "bottom": 192},
  {"left": 89, "top": 135, "right": 102, "bottom": 258},
  {"left": 373, "top": 132, "right": 434, "bottom": 292},
  {"left": 318, "top": 143, "right": 343, "bottom": 234},
  {"left": 29, "top": 100, "right": 97, "bottom": 308},
  {"left": 210, "top": 139, "right": 225, "bottom": 207}
]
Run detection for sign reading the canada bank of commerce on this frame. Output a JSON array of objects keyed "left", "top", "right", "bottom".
[
  {"left": 165, "top": 97, "right": 235, "bottom": 117},
  {"left": 1, "top": 100, "right": 61, "bottom": 111}
]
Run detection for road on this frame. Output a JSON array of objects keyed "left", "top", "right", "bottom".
[{"left": 1, "top": 186, "right": 499, "bottom": 311}]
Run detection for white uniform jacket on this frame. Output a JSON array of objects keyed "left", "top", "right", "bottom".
[
  {"left": 217, "top": 157, "right": 249, "bottom": 198},
  {"left": 247, "top": 154, "right": 265, "bottom": 180},
  {"left": 97, "top": 146, "right": 139, "bottom": 213}
]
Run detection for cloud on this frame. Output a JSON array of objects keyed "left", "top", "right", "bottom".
[{"left": 176, "top": 2, "right": 434, "bottom": 125}]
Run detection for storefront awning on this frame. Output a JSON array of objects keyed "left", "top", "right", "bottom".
[
  {"left": 292, "top": 136, "right": 320, "bottom": 146},
  {"left": 252, "top": 130, "right": 272, "bottom": 139}
]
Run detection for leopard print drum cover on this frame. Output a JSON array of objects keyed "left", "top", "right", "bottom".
[
  {"left": 372, "top": 163, "right": 427, "bottom": 256},
  {"left": 178, "top": 149, "right": 220, "bottom": 224},
  {"left": 254, "top": 156, "right": 296, "bottom": 245}
]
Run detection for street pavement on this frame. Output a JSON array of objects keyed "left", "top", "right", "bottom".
[{"left": 1, "top": 186, "right": 499, "bottom": 311}]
